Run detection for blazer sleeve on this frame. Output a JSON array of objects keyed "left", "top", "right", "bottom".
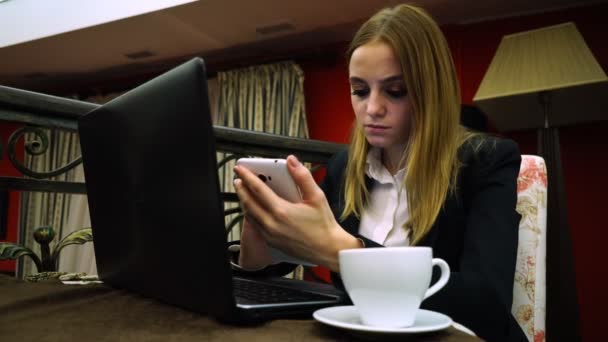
[{"left": 421, "top": 138, "right": 522, "bottom": 341}]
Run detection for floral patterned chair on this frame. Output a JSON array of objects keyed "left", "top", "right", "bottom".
[{"left": 512, "top": 155, "right": 547, "bottom": 342}]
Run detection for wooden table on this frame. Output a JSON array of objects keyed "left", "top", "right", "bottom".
[{"left": 0, "top": 274, "right": 480, "bottom": 341}]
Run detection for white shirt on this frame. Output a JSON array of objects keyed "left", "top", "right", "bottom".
[{"left": 358, "top": 147, "right": 411, "bottom": 247}]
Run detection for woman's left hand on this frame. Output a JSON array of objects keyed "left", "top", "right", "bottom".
[{"left": 233, "top": 155, "right": 361, "bottom": 272}]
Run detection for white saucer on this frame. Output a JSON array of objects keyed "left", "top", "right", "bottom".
[{"left": 313, "top": 306, "right": 452, "bottom": 334}]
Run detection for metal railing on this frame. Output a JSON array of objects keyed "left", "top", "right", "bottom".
[{"left": 0, "top": 85, "right": 346, "bottom": 195}]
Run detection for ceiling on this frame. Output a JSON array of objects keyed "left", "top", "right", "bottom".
[{"left": 0, "top": 0, "right": 602, "bottom": 93}]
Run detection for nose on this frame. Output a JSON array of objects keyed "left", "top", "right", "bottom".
[{"left": 366, "top": 90, "right": 386, "bottom": 117}]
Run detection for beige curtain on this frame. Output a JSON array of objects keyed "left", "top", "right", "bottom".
[
  {"left": 56, "top": 167, "right": 96, "bottom": 275},
  {"left": 216, "top": 61, "right": 309, "bottom": 278},
  {"left": 208, "top": 77, "right": 220, "bottom": 123}
]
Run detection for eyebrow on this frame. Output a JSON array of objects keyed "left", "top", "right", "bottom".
[{"left": 349, "top": 75, "right": 403, "bottom": 84}]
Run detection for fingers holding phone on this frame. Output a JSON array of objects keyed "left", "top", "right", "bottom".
[{"left": 234, "top": 157, "right": 315, "bottom": 266}]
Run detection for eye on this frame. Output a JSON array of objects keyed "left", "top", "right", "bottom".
[
  {"left": 385, "top": 88, "right": 408, "bottom": 99},
  {"left": 351, "top": 88, "right": 370, "bottom": 97}
]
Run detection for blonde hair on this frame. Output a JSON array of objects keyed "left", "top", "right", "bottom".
[{"left": 341, "top": 4, "right": 477, "bottom": 245}]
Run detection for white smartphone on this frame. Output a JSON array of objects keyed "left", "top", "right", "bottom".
[
  {"left": 235, "top": 157, "right": 314, "bottom": 266},
  {"left": 235, "top": 158, "right": 302, "bottom": 203}
]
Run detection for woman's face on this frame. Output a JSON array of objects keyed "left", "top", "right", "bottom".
[{"left": 349, "top": 41, "right": 413, "bottom": 151}]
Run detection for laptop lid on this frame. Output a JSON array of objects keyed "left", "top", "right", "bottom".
[
  {"left": 78, "top": 58, "right": 236, "bottom": 320},
  {"left": 78, "top": 57, "right": 343, "bottom": 323}
]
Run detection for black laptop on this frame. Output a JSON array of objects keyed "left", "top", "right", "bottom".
[{"left": 78, "top": 57, "right": 344, "bottom": 323}]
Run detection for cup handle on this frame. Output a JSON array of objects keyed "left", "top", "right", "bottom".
[{"left": 424, "top": 258, "right": 451, "bottom": 299}]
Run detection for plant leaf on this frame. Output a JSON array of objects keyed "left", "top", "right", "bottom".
[
  {"left": 52, "top": 227, "right": 93, "bottom": 261},
  {"left": 0, "top": 243, "right": 36, "bottom": 260}
]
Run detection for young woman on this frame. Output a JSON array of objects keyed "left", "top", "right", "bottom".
[{"left": 233, "top": 4, "right": 526, "bottom": 341}]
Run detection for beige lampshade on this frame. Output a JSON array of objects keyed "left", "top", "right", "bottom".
[{"left": 473, "top": 22, "right": 608, "bottom": 131}]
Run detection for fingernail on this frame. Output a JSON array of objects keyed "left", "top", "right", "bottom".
[
  {"left": 233, "top": 178, "right": 241, "bottom": 187},
  {"left": 288, "top": 155, "right": 301, "bottom": 167}
]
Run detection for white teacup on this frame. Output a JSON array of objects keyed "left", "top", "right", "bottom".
[{"left": 339, "top": 247, "right": 450, "bottom": 328}]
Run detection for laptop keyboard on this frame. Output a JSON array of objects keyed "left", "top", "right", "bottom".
[{"left": 233, "top": 278, "right": 334, "bottom": 304}]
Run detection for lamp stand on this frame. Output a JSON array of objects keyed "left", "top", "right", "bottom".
[{"left": 537, "top": 92, "right": 581, "bottom": 342}]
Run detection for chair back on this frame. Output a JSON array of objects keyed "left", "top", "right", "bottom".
[{"left": 512, "top": 155, "right": 547, "bottom": 341}]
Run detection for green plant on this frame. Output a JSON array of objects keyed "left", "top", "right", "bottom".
[{"left": 0, "top": 226, "right": 93, "bottom": 273}]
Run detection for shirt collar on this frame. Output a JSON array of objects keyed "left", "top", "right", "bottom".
[{"left": 365, "top": 147, "right": 405, "bottom": 184}]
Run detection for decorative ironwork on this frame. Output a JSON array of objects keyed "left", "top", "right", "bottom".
[
  {"left": 226, "top": 214, "right": 245, "bottom": 235},
  {"left": 7, "top": 126, "right": 82, "bottom": 179},
  {"left": 0, "top": 176, "right": 87, "bottom": 193},
  {"left": 0, "top": 226, "right": 93, "bottom": 273},
  {"left": 224, "top": 207, "right": 242, "bottom": 216},
  {"left": 217, "top": 153, "right": 246, "bottom": 170}
]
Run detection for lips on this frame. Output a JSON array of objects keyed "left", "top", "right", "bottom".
[{"left": 364, "top": 124, "right": 390, "bottom": 134}]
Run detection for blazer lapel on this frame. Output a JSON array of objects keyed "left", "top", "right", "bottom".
[{"left": 340, "top": 214, "right": 360, "bottom": 235}]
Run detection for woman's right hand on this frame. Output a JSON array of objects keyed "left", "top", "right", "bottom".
[{"left": 238, "top": 216, "right": 273, "bottom": 270}]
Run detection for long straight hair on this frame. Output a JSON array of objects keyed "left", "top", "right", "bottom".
[{"left": 341, "top": 4, "right": 476, "bottom": 245}]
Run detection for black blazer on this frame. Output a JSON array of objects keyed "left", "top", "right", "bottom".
[{"left": 320, "top": 136, "right": 527, "bottom": 341}]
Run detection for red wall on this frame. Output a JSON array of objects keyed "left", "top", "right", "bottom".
[
  {"left": 303, "top": 58, "right": 352, "bottom": 145},
  {"left": 0, "top": 121, "right": 24, "bottom": 273},
  {"left": 302, "top": 4, "right": 607, "bottom": 341}
]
